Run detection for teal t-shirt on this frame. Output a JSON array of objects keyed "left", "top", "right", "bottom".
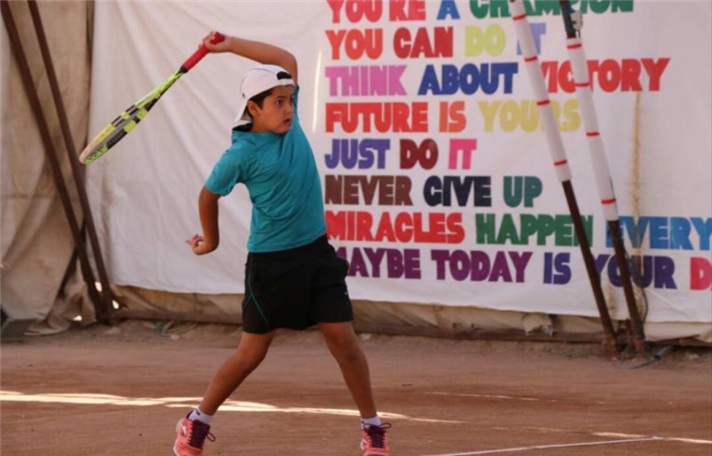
[{"left": 205, "top": 87, "right": 326, "bottom": 253}]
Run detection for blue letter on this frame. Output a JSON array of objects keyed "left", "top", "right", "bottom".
[
  {"left": 438, "top": 0, "right": 461, "bottom": 19},
  {"left": 418, "top": 65, "right": 442, "bottom": 95}
]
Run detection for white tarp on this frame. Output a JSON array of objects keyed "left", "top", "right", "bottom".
[{"left": 86, "top": 1, "right": 712, "bottom": 324}]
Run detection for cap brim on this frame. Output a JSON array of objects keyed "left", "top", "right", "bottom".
[{"left": 233, "top": 98, "right": 251, "bottom": 127}]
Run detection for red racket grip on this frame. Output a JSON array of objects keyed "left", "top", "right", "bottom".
[{"left": 181, "top": 32, "right": 225, "bottom": 71}]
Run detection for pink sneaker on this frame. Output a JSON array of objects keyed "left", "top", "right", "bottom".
[
  {"left": 173, "top": 413, "right": 215, "bottom": 456},
  {"left": 361, "top": 423, "right": 392, "bottom": 456}
]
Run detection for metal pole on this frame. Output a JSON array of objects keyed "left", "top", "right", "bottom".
[
  {"left": 26, "top": 0, "right": 115, "bottom": 319},
  {"left": 508, "top": 0, "right": 618, "bottom": 354},
  {"left": 558, "top": 0, "right": 646, "bottom": 349},
  {"left": 1, "top": 1, "right": 106, "bottom": 321}
]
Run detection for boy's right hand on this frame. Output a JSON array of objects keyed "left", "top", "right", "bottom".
[
  {"left": 186, "top": 234, "right": 218, "bottom": 255},
  {"left": 202, "top": 31, "right": 233, "bottom": 53}
]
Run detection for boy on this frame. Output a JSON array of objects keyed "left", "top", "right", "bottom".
[{"left": 173, "top": 32, "right": 392, "bottom": 456}]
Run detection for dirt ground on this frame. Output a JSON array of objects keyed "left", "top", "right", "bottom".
[{"left": 1, "top": 320, "right": 711, "bottom": 456}]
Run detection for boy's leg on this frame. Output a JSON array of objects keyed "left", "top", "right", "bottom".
[
  {"left": 320, "top": 322, "right": 391, "bottom": 455},
  {"left": 319, "top": 322, "right": 377, "bottom": 419},
  {"left": 173, "top": 330, "right": 276, "bottom": 456},
  {"left": 199, "top": 330, "right": 277, "bottom": 414}
]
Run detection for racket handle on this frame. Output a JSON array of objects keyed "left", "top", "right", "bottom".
[{"left": 181, "top": 32, "right": 225, "bottom": 71}]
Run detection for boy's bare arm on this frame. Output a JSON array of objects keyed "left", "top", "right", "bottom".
[
  {"left": 186, "top": 186, "right": 221, "bottom": 255},
  {"left": 203, "top": 32, "right": 298, "bottom": 85}
]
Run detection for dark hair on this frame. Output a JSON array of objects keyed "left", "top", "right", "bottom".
[
  {"left": 248, "top": 71, "right": 293, "bottom": 108},
  {"left": 249, "top": 88, "right": 275, "bottom": 109}
]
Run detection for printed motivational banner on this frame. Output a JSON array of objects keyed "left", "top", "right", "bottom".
[{"left": 87, "top": 1, "right": 711, "bottom": 324}]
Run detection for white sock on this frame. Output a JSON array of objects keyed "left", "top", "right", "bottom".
[
  {"left": 189, "top": 407, "right": 214, "bottom": 425},
  {"left": 361, "top": 416, "right": 382, "bottom": 429}
]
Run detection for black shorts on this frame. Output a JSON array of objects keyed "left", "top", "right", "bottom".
[{"left": 241, "top": 235, "right": 353, "bottom": 334}]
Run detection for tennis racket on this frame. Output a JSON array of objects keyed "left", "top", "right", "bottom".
[{"left": 80, "top": 32, "right": 225, "bottom": 164}]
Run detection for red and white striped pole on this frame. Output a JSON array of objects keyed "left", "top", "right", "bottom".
[
  {"left": 559, "top": 0, "right": 646, "bottom": 348},
  {"left": 511, "top": 2, "right": 572, "bottom": 184},
  {"left": 563, "top": 12, "right": 618, "bottom": 221},
  {"left": 509, "top": 0, "right": 618, "bottom": 353}
]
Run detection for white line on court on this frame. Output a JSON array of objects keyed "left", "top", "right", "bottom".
[
  {"left": 420, "top": 437, "right": 664, "bottom": 456},
  {"left": 492, "top": 427, "right": 712, "bottom": 446},
  {"left": 425, "top": 392, "right": 548, "bottom": 403},
  {"left": 596, "top": 432, "right": 712, "bottom": 445},
  {"left": 424, "top": 391, "right": 614, "bottom": 405},
  {"left": 0, "top": 390, "right": 463, "bottom": 425},
  {"left": 663, "top": 437, "right": 712, "bottom": 445}
]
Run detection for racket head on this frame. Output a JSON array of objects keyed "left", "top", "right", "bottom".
[{"left": 80, "top": 73, "right": 179, "bottom": 164}]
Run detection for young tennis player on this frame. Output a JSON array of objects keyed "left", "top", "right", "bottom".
[{"left": 172, "top": 32, "right": 392, "bottom": 456}]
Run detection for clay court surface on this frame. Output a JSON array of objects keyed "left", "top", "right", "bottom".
[{"left": 1, "top": 321, "right": 711, "bottom": 456}]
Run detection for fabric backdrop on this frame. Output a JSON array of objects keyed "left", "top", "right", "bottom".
[{"left": 85, "top": 0, "right": 712, "bottom": 325}]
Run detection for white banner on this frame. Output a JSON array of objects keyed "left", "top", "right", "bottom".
[{"left": 86, "top": 0, "right": 712, "bottom": 323}]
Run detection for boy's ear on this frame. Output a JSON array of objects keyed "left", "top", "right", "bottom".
[{"left": 247, "top": 100, "right": 260, "bottom": 118}]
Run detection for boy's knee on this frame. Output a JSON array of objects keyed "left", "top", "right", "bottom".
[
  {"left": 240, "top": 351, "right": 267, "bottom": 372},
  {"left": 326, "top": 335, "right": 362, "bottom": 361},
  {"left": 235, "top": 344, "right": 270, "bottom": 372}
]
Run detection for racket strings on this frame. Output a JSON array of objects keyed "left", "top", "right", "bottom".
[{"left": 80, "top": 70, "right": 184, "bottom": 164}]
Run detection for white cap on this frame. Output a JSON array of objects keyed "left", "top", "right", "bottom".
[{"left": 233, "top": 64, "right": 295, "bottom": 127}]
